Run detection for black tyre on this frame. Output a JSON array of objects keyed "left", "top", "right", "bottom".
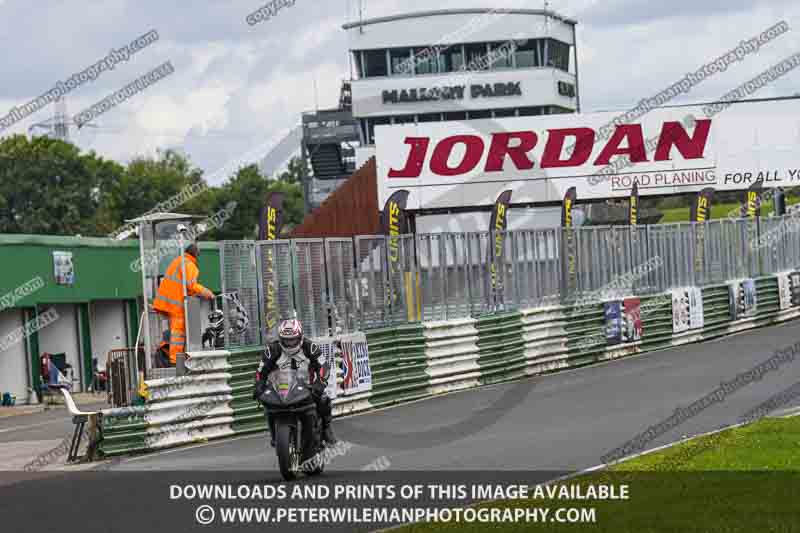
[{"left": 276, "top": 422, "right": 299, "bottom": 481}]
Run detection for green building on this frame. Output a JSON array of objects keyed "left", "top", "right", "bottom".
[{"left": 0, "top": 234, "right": 221, "bottom": 404}]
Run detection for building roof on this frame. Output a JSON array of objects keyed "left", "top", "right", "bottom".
[
  {"left": 342, "top": 8, "right": 577, "bottom": 30},
  {"left": 0, "top": 233, "right": 219, "bottom": 250},
  {"left": 125, "top": 212, "right": 204, "bottom": 224}
]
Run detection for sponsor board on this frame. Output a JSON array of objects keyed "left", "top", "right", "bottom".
[
  {"left": 688, "top": 287, "right": 705, "bottom": 329},
  {"left": 671, "top": 287, "right": 704, "bottom": 333},
  {"left": 604, "top": 298, "right": 643, "bottom": 345},
  {"left": 672, "top": 290, "right": 691, "bottom": 333},
  {"left": 339, "top": 332, "right": 373, "bottom": 396},
  {"left": 778, "top": 270, "right": 800, "bottom": 310},
  {"left": 604, "top": 301, "right": 623, "bottom": 345},
  {"left": 53, "top": 251, "right": 75, "bottom": 286},
  {"left": 375, "top": 98, "right": 800, "bottom": 210},
  {"left": 791, "top": 272, "right": 800, "bottom": 307},
  {"left": 622, "top": 297, "right": 643, "bottom": 342},
  {"left": 778, "top": 271, "right": 792, "bottom": 310},
  {"left": 729, "top": 278, "right": 758, "bottom": 319},
  {"left": 314, "top": 332, "right": 373, "bottom": 398}
]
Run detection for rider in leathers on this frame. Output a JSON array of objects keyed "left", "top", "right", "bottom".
[{"left": 252, "top": 319, "right": 337, "bottom": 446}]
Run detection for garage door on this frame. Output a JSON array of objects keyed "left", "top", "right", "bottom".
[
  {"left": 0, "top": 310, "right": 30, "bottom": 404},
  {"left": 90, "top": 300, "right": 127, "bottom": 371},
  {"left": 38, "top": 304, "right": 82, "bottom": 391}
]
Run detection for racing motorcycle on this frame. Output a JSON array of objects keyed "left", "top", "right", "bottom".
[{"left": 258, "top": 356, "right": 325, "bottom": 481}]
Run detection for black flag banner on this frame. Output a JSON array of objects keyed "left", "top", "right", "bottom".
[
  {"left": 561, "top": 187, "right": 577, "bottom": 228},
  {"left": 629, "top": 182, "right": 639, "bottom": 226},
  {"left": 691, "top": 187, "right": 714, "bottom": 223},
  {"left": 561, "top": 187, "right": 578, "bottom": 303},
  {"left": 742, "top": 179, "right": 764, "bottom": 219},
  {"left": 258, "top": 192, "right": 286, "bottom": 241},
  {"left": 380, "top": 190, "right": 411, "bottom": 238},
  {"left": 774, "top": 187, "right": 787, "bottom": 217},
  {"left": 489, "top": 190, "right": 513, "bottom": 301},
  {"left": 490, "top": 190, "right": 513, "bottom": 235},
  {"left": 259, "top": 192, "right": 285, "bottom": 334},
  {"left": 381, "top": 190, "right": 411, "bottom": 311},
  {"left": 691, "top": 188, "right": 714, "bottom": 274}
]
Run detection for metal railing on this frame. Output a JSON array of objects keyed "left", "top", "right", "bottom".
[{"left": 220, "top": 214, "right": 800, "bottom": 340}]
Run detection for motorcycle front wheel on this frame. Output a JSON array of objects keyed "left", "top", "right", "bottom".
[{"left": 276, "top": 422, "right": 300, "bottom": 481}]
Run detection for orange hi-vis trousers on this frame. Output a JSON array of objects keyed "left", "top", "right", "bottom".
[{"left": 168, "top": 314, "right": 186, "bottom": 365}]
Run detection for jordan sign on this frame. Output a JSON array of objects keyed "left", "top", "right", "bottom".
[{"left": 375, "top": 98, "right": 800, "bottom": 211}]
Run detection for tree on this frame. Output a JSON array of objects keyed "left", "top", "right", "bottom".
[
  {"left": 205, "top": 164, "right": 304, "bottom": 241},
  {"left": 0, "top": 134, "right": 123, "bottom": 236},
  {"left": 96, "top": 149, "right": 214, "bottom": 233},
  {"left": 276, "top": 156, "right": 309, "bottom": 185},
  {"left": 0, "top": 139, "right": 307, "bottom": 239}
]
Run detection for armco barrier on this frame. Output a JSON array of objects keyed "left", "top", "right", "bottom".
[
  {"left": 366, "top": 324, "right": 428, "bottom": 408},
  {"left": 98, "top": 352, "right": 234, "bottom": 456},
  {"left": 476, "top": 312, "right": 526, "bottom": 385},
  {"left": 95, "top": 273, "right": 800, "bottom": 459},
  {"left": 423, "top": 318, "right": 480, "bottom": 396}
]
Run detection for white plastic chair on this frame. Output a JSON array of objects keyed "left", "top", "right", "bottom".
[{"left": 59, "top": 388, "right": 99, "bottom": 462}]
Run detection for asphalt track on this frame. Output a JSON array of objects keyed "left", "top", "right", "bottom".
[{"left": 110, "top": 320, "right": 800, "bottom": 473}]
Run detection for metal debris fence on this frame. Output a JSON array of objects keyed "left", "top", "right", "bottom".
[{"left": 220, "top": 214, "right": 800, "bottom": 347}]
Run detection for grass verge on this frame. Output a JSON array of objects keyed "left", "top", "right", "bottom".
[{"left": 399, "top": 416, "right": 800, "bottom": 532}]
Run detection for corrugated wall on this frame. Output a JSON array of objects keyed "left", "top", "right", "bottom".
[
  {"left": 291, "top": 158, "right": 380, "bottom": 238},
  {"left": 0, "top": 236, "right": 221, "bottom": 308}
]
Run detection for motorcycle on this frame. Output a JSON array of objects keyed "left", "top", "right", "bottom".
[{"left": 258, "top": 358, "right": 325, "bottom": 481}]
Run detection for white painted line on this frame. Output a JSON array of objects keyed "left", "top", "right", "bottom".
[
  {"left": 770, "top": 405, "right": 800, "bottom": 418},
  {"left": 373, "top": 421, "right": 751, "bottom": 533}
]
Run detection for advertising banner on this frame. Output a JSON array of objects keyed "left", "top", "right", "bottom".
[
  {"left": 672, "top": 290, "right": 690, "bottom": 333},
  {"left": 604, "top": 301, "right": 623, "bottom": 345},
  {"left": 489, "top": 190, "right": 513, "bottom": 296},
  {"left": 791, "top": 272, "right": 800, "bottom": 307},
  {"left": 489, "top": 190, "right": 513, "bottom": 233},
  {"left": 561, "top": 187, "right": 576, "bottom": 228},
  {"left": 672, "top": 287, "right": 704, "bottom": 332},
  {"left": 313, "top": 337, "right": 340, "bottom": 400},
  {"left": 381, "top": 190, "right": 411, "bottom": 308},
  {"left": 778, "top": 272, "right": 792, "bottom": 310},
  {"left": 629, "top": 182, "right": 639, "bottom": 225},
  {"left": 313, "top": 332, "right": 373, "bottom": 398},
  {"left": 338, "top": 332, "right": 372, "bottom": 396},
  {"left": 742, "top": 180, "right": 763, "bottom": 219},
  {"left": 742, "top": 279, "right": 757, "bottom": 316},
  {"left": 380, "top": 190, "right": 411, "bottom": 237},
  {"left": 729, "top": 278, "right": 758, "bottom": 319},
  {"left": 259, "top": 192, "right": 285, "bottom": 333},
  {"left": 258, "top": 192, "right": 285, "bottom": 241},
  {"left": 53, "top": 251, "right": 75, "bottom": 286},
  {"left": 376, "top": 98, "right": 800, "bottom": 210},
  {"left": 690, "top": 187, "right": 714, "bottom": 223},
  {"left": 561, "top": 187, "right": 578, "bottom": 299},
  {"left": 690, "top": 188, "right": 714, "bottom": 275},
  {"left": 688, "top": 287, "right": 705, "bottom": 329},
  {"left": 622, "top": 297, "right": 643, "bottom": 342}
]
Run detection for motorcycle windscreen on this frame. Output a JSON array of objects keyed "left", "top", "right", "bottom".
[{"left": 270, "top": 369, "right": 297, "bottom": 399}]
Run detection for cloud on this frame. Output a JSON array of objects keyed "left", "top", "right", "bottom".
[{"left": 0, "top": 0, "right": 798, "bottom": 184}]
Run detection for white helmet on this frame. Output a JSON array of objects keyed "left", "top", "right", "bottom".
[{"left": 278, "top": 318, "right": 303, "bottom": 355}]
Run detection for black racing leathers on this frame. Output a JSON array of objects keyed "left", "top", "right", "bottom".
[{"left": 253, "top": 338, "right": 334, "bottom": 442}]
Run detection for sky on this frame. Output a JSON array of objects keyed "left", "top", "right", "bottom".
[{"left": 0, "top": 0, "right": 798, "bottom": 185}]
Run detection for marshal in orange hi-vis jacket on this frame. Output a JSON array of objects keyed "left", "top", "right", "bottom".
[{"left": 153, "top": 245, "right": 214, "bottom": 364}]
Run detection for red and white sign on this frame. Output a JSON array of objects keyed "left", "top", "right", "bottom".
[{"left": 375, "top": 98, "right": 800, "bottom": 210}]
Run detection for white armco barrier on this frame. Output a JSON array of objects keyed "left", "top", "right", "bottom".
[
  {"left": 97, "top": 276, "right": 800, "bottom": 459},
  {"left": 521, "top": 307, "right": 571, "bottom": 376},
  {"left": 423, "top": 318, "right": 481, "bottom": 396}
]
